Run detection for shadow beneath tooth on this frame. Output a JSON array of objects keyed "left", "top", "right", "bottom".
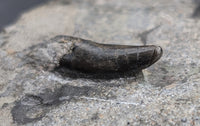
[{"left": 53, "top": 66, "right": 144, "bottom": 80}]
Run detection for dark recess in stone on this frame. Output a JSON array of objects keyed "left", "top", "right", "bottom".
[
  {"left": 11, "top": 85, "right": 100, "bottom": 124},
  {"left": 192, "top": 0, "right": 200, "bottom": 18},
  {"left": 91, "top": 112, "right": 100, "bottom": 121},
  {"left": 0, "top": 0, "right": 51, "bottom": 31}
]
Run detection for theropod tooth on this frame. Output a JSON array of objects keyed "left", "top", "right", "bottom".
[{"left": 58, "top": 36, "right": 163, "bottom": 73}]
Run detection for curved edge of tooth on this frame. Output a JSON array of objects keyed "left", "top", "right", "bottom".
[{"left": 151, "top": 46, "right": 163, "bottom": 65}]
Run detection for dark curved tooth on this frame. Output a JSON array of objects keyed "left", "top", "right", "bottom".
[{"left": 59, "top": 37, "right": 163, "bottom": 73}]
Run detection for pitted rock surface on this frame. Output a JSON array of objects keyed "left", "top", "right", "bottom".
[{"left": 0, "top": 0, "right": 200, "bottom": 125}]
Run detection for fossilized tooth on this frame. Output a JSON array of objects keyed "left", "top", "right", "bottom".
[{"left": 58, "top": 36, "right": 163, "bottom": 73}]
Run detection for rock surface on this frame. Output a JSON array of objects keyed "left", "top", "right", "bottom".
[{"left": 1, "top": 0, "right": 200, "bottom": 125}]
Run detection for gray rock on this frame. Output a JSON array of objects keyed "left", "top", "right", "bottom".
[{"left": 0, "top": 0, "right": 200, "bottom": 125}]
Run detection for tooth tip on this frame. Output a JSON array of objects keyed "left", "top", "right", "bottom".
[
  {"left": 151, "top": 46, "right": 163, "bottom": 64},
  {"left": 156, "top": 46, "right": 163, "bottom": 57}
]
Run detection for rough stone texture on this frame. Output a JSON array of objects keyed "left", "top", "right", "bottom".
[{"left": 0, "top": 0, "right": 200, "bottom": 125}]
